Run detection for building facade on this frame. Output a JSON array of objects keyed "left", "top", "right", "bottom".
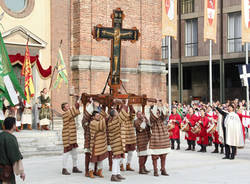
[{"left": 165, "top": 0, "right": 249, "bottom": 103}]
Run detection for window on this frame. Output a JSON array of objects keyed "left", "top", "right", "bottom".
[
  {"left": 162, "top": 36, "right": 172, "bottom": 59},
  {"left": 0, "top": 0, "right": 34, "bottom": 18},
  {"left": 228, "top": 12, "right": 244, "bottom": 53},
  {"left": 181, "top": 0, "right": 194, "bottom": 14},
  {"left": 185, "top": 19, "right": 198, "bottom": 57},
  {"left": 4, "top": 0, "right": 26, "bottom": 12},
  {"left": 183, "top": 68, "right": 192, "bottom": 90}
]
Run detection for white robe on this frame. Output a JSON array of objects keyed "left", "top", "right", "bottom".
[{"left": 224, "top": 112, "right": 244, "bottom": 147}]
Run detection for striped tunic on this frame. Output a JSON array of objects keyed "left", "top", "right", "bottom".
[
  {"left": 134, "top": 118, "right": 151, "bottom": 156},
  {"left": 82, "top": 110, "right": 92, "bottom": 152},
  {"left": 62, "top": 107, "right": 80, "bottom": 153},
  {"left": 149, "top": 111, "right": 171, "bottom": 155},
  {"left": 108, "top": 116, "right": 125, "bottom": 156},
  {"left": 90, "top": 117, "right": 108, "bottom": 157},
  {"left": 119, "top": 108, "right": 136, "bottom": 146}
]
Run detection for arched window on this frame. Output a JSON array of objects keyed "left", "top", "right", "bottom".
[{"left": 4, "top": 0, "right": 27, "bottom": 12}]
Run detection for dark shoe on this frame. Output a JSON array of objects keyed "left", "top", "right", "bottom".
[
  {"left": 211, "top": 149, "right": 219, "bottom": 153},
  {"left": 198, "top": 146, "right": 203, "bottom": 152},
  {"left": 191, "top": 146, "right": 195, "bottom": 151},
  {"left": 185, "top": 147, "right": 191, "bottom": 151},
  {"left": 139, "top": 168, "right": 147, "bottom": 174},
  {"left": 220, "top": 147, "right": 224, "bottom": 154},
  {"left": 222, "top": 156, "right": 230, "bottom": 159},
  {"left": 117, "top": 174, "right": 125, "bottom": 180},
  {"left": 230, "top": 154, "right": 235, "bottom": 160},
  {"left": 111, "top": 175, "right": 121, "bottom": 182},
  {"left": 126, "top": 164, "right": 134, "bottom": 171},
  {"left": 161, "top": 169, "right": 169, "bottom": 176},
  {"left": 62, "top": 168, "right": 71, "bottom": 175},
  {"left": 72, "top": 167, "right": 82, "bottom": 173},
  {"left": 203, "top": 146, "right": 207, "bottom": 153},
  {"left": 154, "top": 170, "right": 159, "bottom": 176},
  {"left": 176, "top": 145, "right": 180, "bottom": 150}
]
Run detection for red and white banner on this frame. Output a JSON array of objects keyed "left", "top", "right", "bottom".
[
  {"left": 162, "top": 0, "right": 177, "bottom": 39},
  {"left": 242, "top": 0, "right": 250, "bottom": 43},
  {"left": 204, "top": 0, "right": 217, "bottom": 43}
]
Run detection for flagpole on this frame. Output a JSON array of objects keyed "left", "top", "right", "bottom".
[
  {"left": 209, "top": 39, "right": 213, "bottom": 105},
  {"left": 168, "top": 36, "right": 171, "bottom": 115},
  {"left": 246, "top": 43, "right": 249, "bottom": 111}
]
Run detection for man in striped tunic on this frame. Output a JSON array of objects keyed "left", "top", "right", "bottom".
[
  {"left": 148, "top": 102, "right": 171, "bottom": 177},
  {"left": 119, "top": 100, "right": 136, "bottom": 171},
  {"left": 134, "top": 111, "right": 150, "bottom": 174},
  {"left": 61, "top": 102, "right": 82, "bottom": 175}
]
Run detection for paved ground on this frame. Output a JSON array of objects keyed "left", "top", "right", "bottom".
[{"left": 16, "top": 139, "right": 250, "bottom": 184}]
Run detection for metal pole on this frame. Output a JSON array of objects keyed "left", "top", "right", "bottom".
[
  {"left": 246, "top": 43, "right": 249, "bottom": 111},
  {"left": 168, "top": 36, "right": 171, "bottom": 115},
  {"left": 209, "top": 40, "right": 213, "bottom": 105}
]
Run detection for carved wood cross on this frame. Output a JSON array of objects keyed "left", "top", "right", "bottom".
[{"left": 92, "top": 8, "right": 140, "bottom": 96}]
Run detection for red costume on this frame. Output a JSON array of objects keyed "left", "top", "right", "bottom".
[
  {"left": 237, "top": 113, "right": 246, "bottom": 141},
  {"left": 197, "top": 116, "right": 209, "bottom": 145},
  {"left": 169, "top": 113, "right": 182, "bottom": 140},
  {"left": 184, "top": 114, "right": 199, "bottom": 141}
]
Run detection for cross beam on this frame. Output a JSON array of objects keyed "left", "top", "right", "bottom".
[{"left": 92, "top": 8, "right": 140, "bottom": 97}]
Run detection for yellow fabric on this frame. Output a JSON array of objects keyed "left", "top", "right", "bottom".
[{"left": 162, "top": 0, "right": 177, "bottom": 39}]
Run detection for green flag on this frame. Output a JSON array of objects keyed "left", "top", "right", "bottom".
[
  {"left": 0, "top": 32, "right": 26, "bottom": 108},
  {"left": 53, "top": 48, "right": 68, "bottom": 88}
]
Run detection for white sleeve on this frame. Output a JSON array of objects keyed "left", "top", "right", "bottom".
[
  {"left": 152, "top": 105, "right": 158, "bottom": 118},
  {"left": 140, "top": 121, "right": 146, "bottom": 129},
  {"left": 162, "top": 106, "right": 168, "bottom": 116},
  {"left": 86, "top": 102, "right": 94, "bottom": 115}
]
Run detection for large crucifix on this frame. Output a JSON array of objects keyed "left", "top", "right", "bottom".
[{"left": 92, "top": 8, "right": 140, "bottom": 96}]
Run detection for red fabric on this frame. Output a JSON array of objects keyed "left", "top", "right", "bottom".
[
  {"left": 197, "top": 116, "right": 209, "bottom": 145},
  {"left": 206, "top": 112, "right": 218, "bottom": 137},
  {"left": 212, "top": 131, "right": 221, "bottom": 144},
  {"left": 184, "top": 114, "right": 199, "bottom": 141},
  {"left": 8, "top": 53, "right": 52, "bottom": 78},
  {"left": 237, "top": 113, "right": 246, "bottom": 141},
  {"left": 169, "top": 113, "right": 182, "bottom": 139}
]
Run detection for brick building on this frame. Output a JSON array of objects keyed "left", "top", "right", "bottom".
[{"left": 2, "top": 0, "right": 248, "bottom": 115}]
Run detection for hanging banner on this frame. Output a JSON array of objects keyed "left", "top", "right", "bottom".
[
  {"left": 204, "top": 0, "right": 218, "bottom": 43},
  {"left": 162, "top": 0, "right": 177, "bottom": 39},
  {"left": 242, "top": 0, "right": 250, "bottom": 43}
]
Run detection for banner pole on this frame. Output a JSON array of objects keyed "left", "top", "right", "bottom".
[
  {"left": 246, "top": 43, "right": 249, "bottom": 111},
  {"left": 168, "top": 36, "right": 171, "bottom": 115},
  {"left": 209, "top": 40, "right": 213, "bottom": 105}
]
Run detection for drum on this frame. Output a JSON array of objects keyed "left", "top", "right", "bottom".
[
  {"left": 207, "top": 122, "right": 217, "bottom": 134},
  {"left": 166, "top": 121, "right": 175, "bottom": 131},
  {"left": 191, "top": 122, "right": 201, "bottom": 135},
  {"left": 181, "top": 122, "right": 190, "bottom": 132}
]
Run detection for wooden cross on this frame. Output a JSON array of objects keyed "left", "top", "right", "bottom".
[{"left": 92, "top": 8, "right": 140, "bottom": 96}]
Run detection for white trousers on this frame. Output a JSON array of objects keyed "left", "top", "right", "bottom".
[
  {"left": 62, "top": 148, "right": 78, "bottom": 169},
  {"left": 112, "top": 158, "right": 121, "bottom": 175},
  {"left": 90, "top": 161, "right": 103, "bottom": 171}
]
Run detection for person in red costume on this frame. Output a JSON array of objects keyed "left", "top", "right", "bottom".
[
  {"left": 183, "top": 108, "right": 199, "bottom": 151},
  {"left": 169, "top": 106, "right": 182, "bottom": 150},
  {"left": 197, "top": 109, "right": 209, "bottom": 152}
]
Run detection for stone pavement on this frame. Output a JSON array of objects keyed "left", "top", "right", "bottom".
[{"left": 15, "top": 139, "right": 250, "bottom": 184}]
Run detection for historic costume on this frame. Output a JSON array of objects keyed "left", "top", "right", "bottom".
[
  {"left": 21, "top": 103, "right": 32, "bottom": 130},
  {"left": 148, "top": 105, "right": 170, "bottom": 176},
  {"left": 197, "top": 115, "right": 209, "bottom": 152},
  {"left": 183, "top": 113, "right": 199, "bottom": 151},
  {"left": 118, "top": 105, "right": 136, "bottom": 171},
  {"left": 61, "top": 104, "right": 81, "bottom": 175},
  {"left": 82, "top": 104, "right": 92, "bottom": 177},
  {"left": 216, "top": 107, "right": 244, "bottom": 159},
  {"left": 89, "top": 109, "right": 108, "bottom": 178},
  {"left": 0, "top": 131, "right": 24, "bottom": 184},
  {"left": 108, "top": 108, "right": 126, "bottom": 181},
  {"left": 168, "top": 112, "right": 182, "bottom": 150},
  {"left": 39, "top": 93, "right": 51, "bottom": 130},
  {"left": 134, "top": 113, "right": 150, "bottom": 174}
]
